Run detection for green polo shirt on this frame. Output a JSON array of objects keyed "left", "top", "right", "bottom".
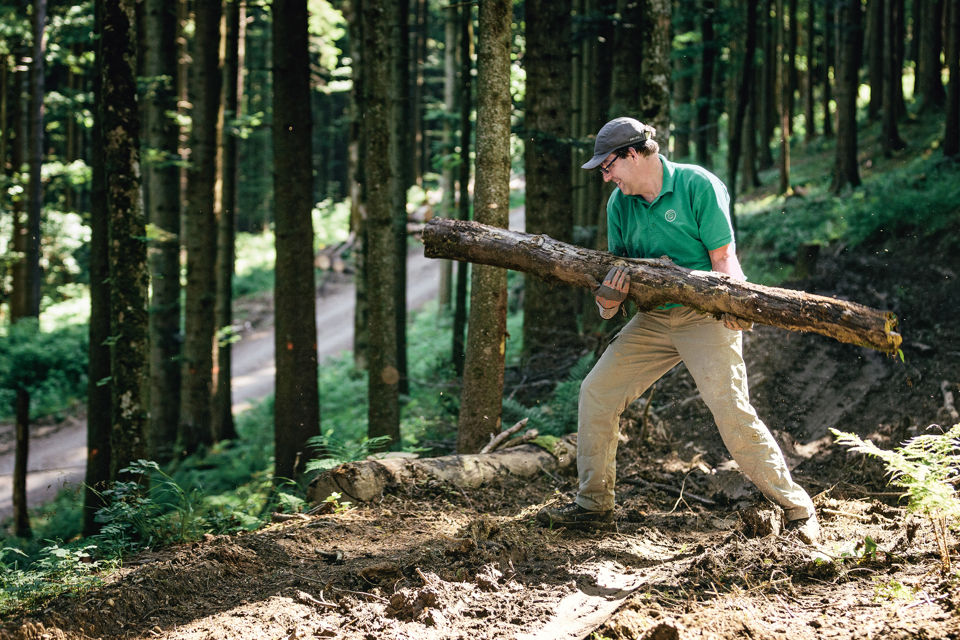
[{"left": 607, "top": 155, "right": 734, "bottom": 271}]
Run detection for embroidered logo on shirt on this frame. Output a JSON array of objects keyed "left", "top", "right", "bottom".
[{"left": 664, "top": 209, "right": 677, "bottom": 222}]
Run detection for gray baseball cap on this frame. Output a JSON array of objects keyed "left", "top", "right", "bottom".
[{"left": 581, "top": 117, "right": 652, "bottom": 169}]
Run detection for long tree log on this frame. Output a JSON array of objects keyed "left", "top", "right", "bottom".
[
  {"left": 307, "top": 436, "right": 576, "bottom": 504},
  {"left": 422, "top": 217, "right": 902, "bottom": 354}
]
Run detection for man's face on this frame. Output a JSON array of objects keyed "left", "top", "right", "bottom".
[{"left": 600, "top": 150, "right": 635, "bottom": 194}]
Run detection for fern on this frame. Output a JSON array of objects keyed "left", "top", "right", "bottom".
[{"left": 832, "top": 423, "right": 960, "bottom": 571}]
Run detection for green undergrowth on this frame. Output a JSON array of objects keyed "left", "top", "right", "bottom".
[{"left": 736, "top": 116, "right": 960, "bottom": 285}]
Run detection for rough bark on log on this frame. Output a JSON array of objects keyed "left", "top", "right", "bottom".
[
  {"left": 422, "top": 217, "right": 902, "bottom": 354},
  {"left": 306, "top": 435, "right": 576, "bottom": 504}
]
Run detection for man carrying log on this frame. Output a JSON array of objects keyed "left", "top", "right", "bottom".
[{"left": 536, "top": 117, "right": 821, "bottom": 544}]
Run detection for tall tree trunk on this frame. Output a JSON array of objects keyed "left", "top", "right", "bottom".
[
  {"left": 457, "top": 0, "right": 511, "bottom": 454},
  {"left": 696, "top": 0, "right": 717, "bottom": 166},
  {"left": 881, "top": 0, "right": 906, "bottom": 155},
  {"left": 804, "top": 0, "right": 816, "bottom": 142},
  {"left": 822, "top": 0, "right": 835, "bottom": 138},
  {"left": 944, "top": 0, "right": 960, "bottom": 157},
  {"left": 726, "top": 0, "right": 758, "bottom": 230},
  {"left": 867, "top": 0, "right": 884, "bottom": 120},
  {"left": 438, "top": 4, "right": 457, "bottom": 311},
  {"left": 142, "top": 0, "right": 182, "bottom": 461},
  {"left": 786, "top": 0, "right": 798, "bottom": 134},
  {"left": 85, "top": 0, "right": 111, "bottom": 535},
  {"left": 26, "top": 0, "right": 43, "bottom": 319},
  {"left": 393, "top": 0, "right": 410, "bottom": 398},
  {"left": 610, "top": 0, "right": 644, "bottom": 117},
  {"left": 180, "top": 1, "right": 221, "bottom": 455},
  {"left": 13, "top": 389, "right": 30, "bottom": 538},
  {"left": 832, "top": 0, "right": 863, "bottom": 191},
  {"left": 10, "top": 0, "right": 46, "bottom": 538},
  {"left": 640, "top": 0, "right": 671, "bottom": 145},
  {"left": 273, "top": 0, "right": 320, "bottom": 478},
  {"left": 672, "top": 9, "right": 696, "bottom": 159},
  {"left": 759, "top": 0, "right": 777, "bottom": 168},
  {"left": 452, "top": 3, "right": 473, "bottom": 378},
  {"left": 361, "top": 0, "right": 401, "bottom": 449},
  {"left": 777, "top": 0, "right": 792, "bottom": 194},
  {"left": 213, "top": 0, "right": 243, "bottom": 443},
  {"left": 101, "top": 0, "right": 149, "bottom": 479},
  {"left": 346, "top": 0, "right": 368, "bottom": 369},
  {"left": 915, "top": 0, "right": 946, "bottom": 112},
  {"left": 523, "top": 0, "right": 577, "bottom": 367}
]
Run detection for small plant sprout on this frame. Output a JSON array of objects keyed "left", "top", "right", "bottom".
[
  {"left": 832, "top": 423, "right": 960, "bottom": 572},
  {"left": 322, "top": 492, "right": 352, "bottom": 514}
]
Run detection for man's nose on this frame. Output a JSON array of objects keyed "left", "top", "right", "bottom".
[{"left": 602, "top": 170, "right": 613, "bottom": 182}]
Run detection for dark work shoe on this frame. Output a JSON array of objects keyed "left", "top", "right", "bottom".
[
  {"left": 536, "top": 501, "right": 614, "bottom": 528},
  {"left": 784, "top": 513, "right": 821, "bottom": 545}
]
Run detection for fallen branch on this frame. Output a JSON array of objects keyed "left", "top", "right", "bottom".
[
  {"left": 422, "top": 218, "right": 902, "bottom": 354},
  {"left": 480, "top": 417, "right": 529, "bottom": 453}
]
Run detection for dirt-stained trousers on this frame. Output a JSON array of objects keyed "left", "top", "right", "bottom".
[{"left": 575, "top": 306, "right": 816, "bottom": 521}]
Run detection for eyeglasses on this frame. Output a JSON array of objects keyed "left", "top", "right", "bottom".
[{"left": 599, "top": 155, "right": 621, "bottom": 175}]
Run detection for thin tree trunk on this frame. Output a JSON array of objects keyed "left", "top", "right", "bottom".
[
  {"left": 786, "top": 0, "right": 798, "bottom": 134},
  {"left": 944, "top": 0, "right": 960, "bottom": 157},
  {"left": 452, "top": 4, "right": 473, "bottom": 378},
  {"left": 101, "top": 0, "right": 149, "bottom": 479},
  {"left": 743, "top": 72, "right": 760, "bottom": 189},
  {"left": 777, "top": 0, "right": 792, "bottom": 194},
  {"left": 438, "top": 4, "right": 457, "bottom": 311},
  {"left": 213, "top": 0, "right": 242, "bottom": 443},
  {"left": 523, "top": 0, "right": 577, "bottom": 366},
  {"left": 867, "top": 0, "right": 884, "bottom": 120},
  {"left": 85, "top": 0, "right": 111, "bottom": 535},
  {"left": 726, "top": 0, "right": 758, "bottom": 231},
  {"left": 916, "top": 0, "right": 946, "bottom": 112},
  {"left": 822, "top": 0, "right": 835, "bottom": 138},
  {"left": 759, "top": 0, "right": 777, "bottom": 168},
  {"left": 457, "top": 0, "right": 512, "bottom": 454},
  {"left": 804, "top": 0, "right": 816, "bottom": 143},
  {"left": 26, "top": 0, "right": 43, "bottom": 320},
  {"left": 881, "top": 0, "right": 906, "bottom": 155},
  {"left": 180, "top": 0, "right": 221, "bottom": 455},
  {"left": 673, "top": 10, "right": 696, "bottom": 159},
  {"left": 142, "top": 0, "right": 181, "bottom": 461},
  {"left": 394, "top": 0, "right": 409, "bottom": 398},
  {"left": 832, "top": 0, "right": 863, "bottom": 191},
  {"left": 610, "top": 0, "right": 644, "bottom": 117},
  {"left": 696, "top": 0, "right": 717, "bottom": 166},
  {"left": 347, "top": 0, "right": 368, "bottom": 369},
  {"left": 273, "top": 0, "right": 321, "bottom": 477},
  {"left": 362, "top": 0, "right": 401, "bottom": 449},
  {"left": 13, "top": 390, "right": 31, "bottom": 537}
]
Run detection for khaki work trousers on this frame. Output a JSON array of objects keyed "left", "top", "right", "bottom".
[{"left": 575, "top": 306, "right": 815, "bottom": 521}]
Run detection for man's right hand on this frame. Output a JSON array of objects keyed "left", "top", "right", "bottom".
[{"left": 594, "top": 266, "right": 630, "bottom": 313}]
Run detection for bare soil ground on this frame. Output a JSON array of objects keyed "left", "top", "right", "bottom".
[{"left": 4, "top": 228, "right": 960, "bottom": 639}]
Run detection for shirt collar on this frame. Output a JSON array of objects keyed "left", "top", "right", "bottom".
[{"left": 659, "top": 155, "right": 676, "bottom": 197}]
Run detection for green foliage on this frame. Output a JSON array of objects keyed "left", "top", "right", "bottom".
[
  {"left": 304, "top": 434, "right": 392, "bottom": 474},
  {"left": 0, "top": 543, "right": 104, "bottom": 616},
  {"left": 91, "top": 460, "right": 210, "bottom": 555},
  {"left": 502, "top": 354, "right": 594, "bottom": 437},
  {"left": 832, "top": 424, "right": 960, "bottom": 571},
  {"left": 0, "top": 320, "right": 88, "bottom": 420},
  {"left": 737, "top": 126, "right": 960, "bottom": 286}
]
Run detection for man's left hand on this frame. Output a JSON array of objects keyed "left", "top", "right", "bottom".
[{"left": 721, "top": 313, "right": 754, "bottom": 331}]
